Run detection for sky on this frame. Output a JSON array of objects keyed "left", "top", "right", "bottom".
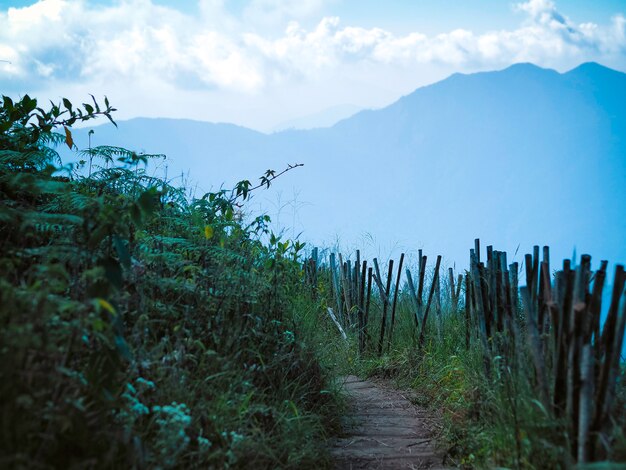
[{"left": 1, "top": 0, "right": 625, "bottom": 131}]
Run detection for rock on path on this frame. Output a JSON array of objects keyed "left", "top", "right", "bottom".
[{"left": 331, "top": 375, "right": 448, "bottom": 469}]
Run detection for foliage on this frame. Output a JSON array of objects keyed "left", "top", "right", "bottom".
[{"left": 0, "top": 94, "right": 338, "bottom": 469}]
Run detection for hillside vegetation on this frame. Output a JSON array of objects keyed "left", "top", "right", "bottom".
[
  {"left": 0, "top": 95, "right": 341, "bottom": 469},
  {"left": 1, "top": 93, "right": 625, "bottom": 470}
]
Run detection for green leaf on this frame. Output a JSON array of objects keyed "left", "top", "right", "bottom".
[
  {"left": 91, "top": 94, "right": 100, "bottom": 113},
  {"left": 2, "top": 95, "right": 14, "bottom": 109},
  {"left": 114, "top": 335, "right": 132, "bottom": 361},
  {"left": 96, "top": 298, "right": 116, "bottom": 315},
  {"left": 22, "top": 94, "right": 36, "bottom": 113},
  {"left": 130, "top": 204, "right": 142, "bottom": 226},
  {"left": 64, "top": 126, "right": 74, "bottom": 149},
  {"left": 113, "top": 235, "right": 131, "bottom": 269},
  {"left": 137, "top": 187, "right": 159, "bottom": 215},
  {"left": 89, "top": 224, "right": 109, "bottom": 249},
  {"left": 105, "top": 112, "right": 118, "bottom": 127},
  {"left": 100, "top": 257, "right": 123, "bottom": 289},
  {"left": 92, "top": 318, "right": 106, "bottom": 332}
]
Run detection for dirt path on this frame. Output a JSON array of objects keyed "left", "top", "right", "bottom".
[{"left": 330, "top": 375, "right": 448, "bottom": 469}]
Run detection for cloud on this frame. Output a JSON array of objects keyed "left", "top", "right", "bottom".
[
  {"left": 242, "top": 1, "right": 626, "bottom": 75},
  {"left": 242, "top": 0, "right": 330, "bottom": 29},
  {"left": 0, "top": 0, "right": 625, "bottom": 96},
  {"left": 515, "top": 0, "right": 568, "bottom": 26}
]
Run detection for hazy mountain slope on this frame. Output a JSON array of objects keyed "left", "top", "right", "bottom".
[
  {"left": 271, "top": 104, "right": 363, "bottom": 131},
  {"left": 75, "top": 118, "right": 268, "bottom": 190},
  {"left": 68, "top": 62, "right": 626, "bottom": 269}
]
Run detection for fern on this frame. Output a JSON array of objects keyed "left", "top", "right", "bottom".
[{"left": 78, "top": 145, "right": 165, "bottom": 166}]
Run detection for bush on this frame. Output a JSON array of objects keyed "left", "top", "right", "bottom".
[{"left": 0, "top": 95, "right": 338, "bottom": 469}]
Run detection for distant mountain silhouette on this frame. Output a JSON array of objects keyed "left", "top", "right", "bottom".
[
  {"left": 271, "top": 104, "right": 363, "bottom": 132},
  {"left": 68, "top": 62, "right": 626, "bottom": 270}
]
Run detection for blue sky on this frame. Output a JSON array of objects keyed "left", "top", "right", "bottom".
[
  {"left": 3, "top": 0, "right": 616, "bottom": 32},
  {"left": 1, "top": 0, "right": 625, "bottom": 130}
]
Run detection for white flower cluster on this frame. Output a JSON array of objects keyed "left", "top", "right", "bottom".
[{"left": 152, "top": 402, "right": 193, "bottom": 467}]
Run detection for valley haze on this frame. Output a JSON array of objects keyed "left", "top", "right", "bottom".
[{"left": 66, "top": 62, "right": 626, "bottom": 273}]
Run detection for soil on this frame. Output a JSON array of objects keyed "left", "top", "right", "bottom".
[{"left": 330, "top": 375, "right": 449, "bottom": 469}]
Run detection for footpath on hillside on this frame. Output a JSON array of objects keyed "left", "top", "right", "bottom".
[{"left": 331, "top": 376, "right": 448, "bottom": 469}]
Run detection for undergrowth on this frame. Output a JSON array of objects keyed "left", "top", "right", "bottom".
[{"left": 0, "top": 94, "right": 342, "bottom": 469}]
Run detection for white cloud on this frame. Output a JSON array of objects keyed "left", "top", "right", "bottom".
[
  {"left": 241, "top": 0, "right": 332, "bottom": 32},
  {"left": 0, "top": 0, "right": 624, "bottom": 130},
  {"left": 1, "top": 0, "right": 625, "bottom": 94},
  {"left": 515, "top": 0, "right": 564, "bottom": 24}
]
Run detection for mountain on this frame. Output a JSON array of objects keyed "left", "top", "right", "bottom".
[
  {"left": 66, "top": 62, "right": 626, "bottom": 271},
  {"left": 271, "top": 104, "right": 363, "bottom": 131}
]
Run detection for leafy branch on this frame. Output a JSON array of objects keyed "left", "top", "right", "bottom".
[
  {"left": 232, "top": 163, "right": 304, "bottom": 202},
  {"left": 1, "top": 94, "right": 116, "bottom": 152}
]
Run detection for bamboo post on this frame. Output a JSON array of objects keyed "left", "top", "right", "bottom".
[
  {"left": 470, "top": 249, "right": 491, "bottom": 374},
  {"left": 465, "top": 273, "right": 471, "bottom": 349},
  {"left": 435, "top": 265, "right": 442, "bottom": 340},
  {"left": 567, "top": 255, "right": 591, "bottom": 452},
  {"left": 418, "top": 255, "right": 442, "bottom": 349},
  {"left": 364, "top": 267, "right": 373, "bottom": 350},
  {"left": 356, "top": 249, "right": 361, "bottom": 306},
  {"left": 456, "top": 273, "right": 463, "bottom": 311},
  {"left": 358, "top": 260, "right": 367, "bottom": 353},
  {"left": 589, "top": 261, "right": 608, "bottom": 360},
  {"left": 510, "top": 262, "right": 519, "bottom": 313},
  {"left": 406, "top": 269, "right": 420, "bottom": 328},
  {"left": 475, "top": 238, "right": 481, "bottom": 264},
  {"left": 378, "top": 259, "right": 394, "bottom": 356},
  {"left": 602, "top": 287, "right": 626, "bottom": 429},
  {"left": 521, "top": 286, "right": 551, "bottom": 411},
  {"left": 388, "top": 253, "right": 405, "bottom": 351},
  {"left": 417, "top": 255, "right": 427, "bottom": 324},
  {"left": 326, "top": 307, "right": 348, "bottom": 341},
  {"left": 554, "top": 261, "right": 574, "bottom": 416},
  {"left": 577, "top": 344, "right": 594, "bottom": 463},
  {"left": 538, "top": 246, "right": 550, "bottom": 335},
  {"left": 338, "top": 254, "right": 351, "bottom": 326},
  {"left": 330, "top": 253, "right": 343, "bottom": 322},
  {"left": 487, "top": 246, "right": 495, "bottom": 330},
  {"left": 592, "top": 266, "right": 626, "bottom": 455},
  {"left": 449, "top": 267, "right": 457, "bottom": 311}
]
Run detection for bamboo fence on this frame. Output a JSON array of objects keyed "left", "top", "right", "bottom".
[{"left": 303, "top": 239, "right": 625, "bottom": 463}]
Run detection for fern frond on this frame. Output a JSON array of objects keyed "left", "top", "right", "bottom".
[
  {"left": 39, "top": 131, "right": 66, "bottom": 147},
  {"left": 41, "top": 191, "right": 97, "bottom": 215},
  {"left": 78, "top": 146, "right": 166, "bottom": 165},
  {"left": 0, "top": 148, "right": 60, "bottom": 169},
  {"left": 21, "top": 210, "right": 84, "bottom": 227}
]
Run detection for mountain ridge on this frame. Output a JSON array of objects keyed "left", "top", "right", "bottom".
[{"left": 67, "top": 62, "right": 626, "bottom": 269}]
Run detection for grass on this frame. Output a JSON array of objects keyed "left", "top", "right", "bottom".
[{"left": 309, "top": 259, "right": 626, "bottom": 469}]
